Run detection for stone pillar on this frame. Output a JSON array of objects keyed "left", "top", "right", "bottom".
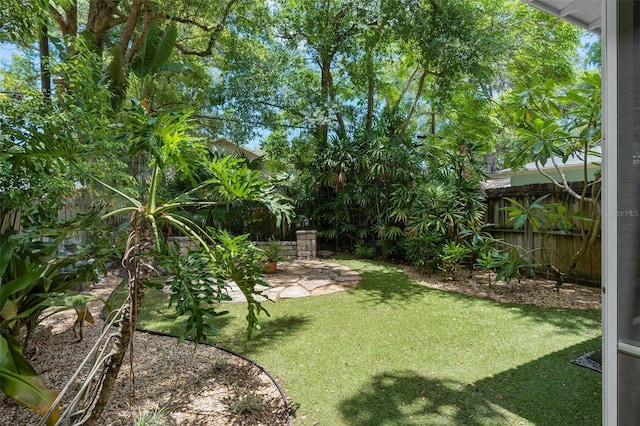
[{"left": 296, "top": 230, "right": 317, "bottom": 259}]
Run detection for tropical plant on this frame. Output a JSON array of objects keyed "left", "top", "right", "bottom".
[
  {"left": 0, "top": 222, "right": 114, "bottom": 425},
  {"left": 403, "top": 234, "right": 443, "bottom": 272},
  {"left": 231, "top": 393, "right": 265, "bottom": 415},
  {"left": 61, "top": 101, "right": 292, "bottom": 425},
  {"left": 480, "top": 247, "right": 538, "bottom": 286},
  {"left": 133, "top": 405, "right": 173, "bottom": 426},
  {"left": 3, "top": 99, "right": 292, "bottom": 425},
  {"left": 499, "top": 71, "right": 601, "bottom": 284},
  {"left": 355, "top": 241, "right": 375, "bottom": 259},
  {"left": 262, "top": 239, "right": 284, "bottom": 263},
  {"left": 440, "top": 241, "right": 471, "bottom": 277}
]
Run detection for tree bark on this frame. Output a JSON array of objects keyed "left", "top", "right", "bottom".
[
  {"left": 399, "top": 69, "right": 428, "bottom": 141},
  {"left": 87, "top": 0, "right": 122, "bottom": 50},
  {"left": 84, "top": 212, "right": 154, "bottom": 426},
  {"left": 39, "top": 26, "right": 51, "bottom": 100},
  {"left": 365, "top": 46, "right": 374, "bottom": 134}
]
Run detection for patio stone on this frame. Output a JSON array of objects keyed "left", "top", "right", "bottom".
[
  {"left": 223, "top": 260, "right": 362, "bottom": 302},
  {"left": 279, "top": 286, "right": 311, "bottom": 299},
  {"left": 339, "top": 270, "right": 362, "bottom": 277},
  {"left": 333, "top": 279, "right": 359, "bottom": 287},
  {"left": 300, "top": 278, "right": 335, "bottom": 291},
  {"left": 335, "top": 275, "right": 361, "bottom": 283},
  {"left": 268, "top": 275, "right": 301, "bottom": 284},
  {"left": 311, "top": 284, "right": 351, "bottom": 296}
]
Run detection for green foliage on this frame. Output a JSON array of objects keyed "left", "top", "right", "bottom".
[
  {"left": 213, "top": 357, "right": 229, "bottom": 370},
  {"left": 0, "top": 334, "right": 59, "bottom": 425},
  {"left": 130, "top": 20, "right": 178, "bottom": 79},
  {"left": 0, "top": 225, "right": 114, "bottom": 423},
  {"left": 355, "top": 241, "right": 375, "bottom": 260},
  {"left": 0, "top": 226, "right": 112, "bottom": 340},
  {"left": 159, "top": 248, "right": 230, "bottom": 344},
  {"left": 133, "top": 405, "right": 172, "bottom": 426},
  {"left": 300, "top": 122, "right": 489, "bottom": 274},
  {"left": 208, "top": 230, "right": 272, "bottom": 339},
  {"left": 440, "top": 241, "right": 471, "bottom": 276},
  {"left": 505, "top": 72, "right": 601, "bottom": 171},
  {"left": 486, "top": 72, "right": 602, "bottom": 284},
  {"left": 480, "top": 247, "right": 538, "bottom": 285},
  {"left": 502, "top": 194, "right": 555, "bottom": 232},
  {"left": 102, "top": 102, "right": 290, "bottom": 343},
  {"left": 0, "top": 0, "right": 52, "bottom": 46},
  {"left": 403, "top": 235, "right": 442, "bottom": 271},
  {"left": 231, "top": 393, "right": 265, "bottom": 414},
  {"left": 262, "top": 240, "right": 284, "bottom": 262}
]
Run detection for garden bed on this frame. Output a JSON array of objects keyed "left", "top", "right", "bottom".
[{"left": 0, "top": 272, "right": 288, "bottom": 426}]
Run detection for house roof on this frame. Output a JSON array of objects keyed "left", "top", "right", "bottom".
[
  {"left": 211, "top": 138, "right": 261, "bottom": 161},
  {"left": 492, "top": 145, "right": 602, "bottom": 178},
  {"left": 521, "top": 0, "right": 601, "bottom": 34}
]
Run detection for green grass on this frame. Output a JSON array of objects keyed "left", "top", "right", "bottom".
[{"left": 114, "top": 259, "right": 602, "bottom": 425}]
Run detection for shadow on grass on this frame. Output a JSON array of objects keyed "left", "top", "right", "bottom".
[
  {"left": 423, "top": 286, "right": 600, "bottom": 335},
  {"left": 349, "top": 260, "right": 600, "bottom": 334},
  {"left": 338, "top": 337, "right": 601, "bottom": 426},
  {"left": 107, "top": 279, "right": 313, "bottom": 355},
  {"left": 215, "top": 313, "right": 312, "bottom": 355},
  {"left": 352, "top": 262, "right": 431, "bottom": 305}
]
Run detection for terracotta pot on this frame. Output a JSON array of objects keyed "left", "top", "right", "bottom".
[{"left": 263, "top": 261, "right": 277, "bottom": 274}]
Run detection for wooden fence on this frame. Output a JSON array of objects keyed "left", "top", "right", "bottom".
[{"left": 484, "top": 182, "right": 601, "bottom": 285}]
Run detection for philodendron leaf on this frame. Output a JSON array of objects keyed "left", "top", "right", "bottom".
[{"left": 0, "top": 334, "right": 60, "bottom": 425}]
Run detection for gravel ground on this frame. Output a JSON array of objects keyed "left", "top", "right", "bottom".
[{"left": 0, "top": 272, "right": 288, "bottom": 426}]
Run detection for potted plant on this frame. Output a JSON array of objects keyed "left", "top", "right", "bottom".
[{"left": 262, "top": 240, "right": 284, "bottom": 274}]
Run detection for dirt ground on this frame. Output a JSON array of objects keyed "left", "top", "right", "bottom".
[{"left": 400, "top": 265, "right": 601, "bottom": 310}]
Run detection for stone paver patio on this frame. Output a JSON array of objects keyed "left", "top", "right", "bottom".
[{"left": 226, "top": 260, "right": 362, "bottom": 302}]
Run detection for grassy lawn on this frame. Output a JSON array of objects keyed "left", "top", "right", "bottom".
[{"left": 119, "top": 259, "right": 602, "bottom": 425}]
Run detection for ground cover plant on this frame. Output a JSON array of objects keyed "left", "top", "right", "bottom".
[{"left": 115, "top": 259, "right": 602, "bottom": 425}]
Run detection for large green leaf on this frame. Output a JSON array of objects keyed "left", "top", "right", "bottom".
[
  {"left": 0, "top": 334, "right": 60, "bottom": 425},
  {"left": 130, "top": 20, "right": 178, "bottom": 78},
  {"left": 0, "top": 266, "right": 42, "bottom": 311},
  {"left": 0, "top": 234, "right": 16, "bottom": 279},
  {"left": 0, "top": 368, "right": 59, "bottom": 425}
]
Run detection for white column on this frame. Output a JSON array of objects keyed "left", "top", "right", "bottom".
[{"left": 602, "top": 0, "right": 618, "bottom": 424}]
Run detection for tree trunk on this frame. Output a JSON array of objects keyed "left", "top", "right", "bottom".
[
  {"left": 565, "top": 205, "right": 601, "bottom": 281},
  {"left": 86, "top": 0, "right": 121, "bottom": 51},
  {"left": 39, "top": 26, "right": 51, "bottom": 100},
  {"left": 399, "top": 69, "right": 428, "bottom": 141},
  {"left": 318, "top": 57, "right": 332, "bottom": 145},
  {"left": 365, "top": 46, "right": 374, "bottom": 135},
  {"left": 84, "top": 212, "right": 154, "bottom": 425}
]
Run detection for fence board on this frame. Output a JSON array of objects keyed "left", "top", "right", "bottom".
[{"left": 484, "top": 182, "right": 601, "bottom": 284}]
